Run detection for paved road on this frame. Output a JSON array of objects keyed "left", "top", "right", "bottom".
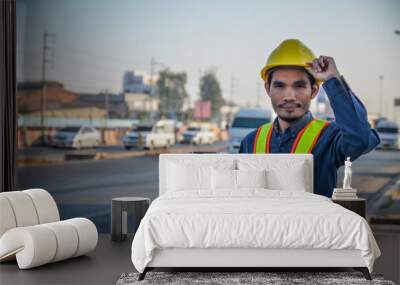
[
  {"left": 18, "top": 155, "right": 160, "bottom": 232},
  {"left": 17, "top": 149, "right": 400, "bottom": 232},
  {"left": 17, "top": 141, "right": 227, "bottom": 164},
  {"left": 18, "top": 142, "right": 224, "bottom": 158}
]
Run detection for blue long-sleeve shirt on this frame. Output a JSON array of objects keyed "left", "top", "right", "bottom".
[{"left": 239, "top": 77, "right": 380, "bottom": 197}]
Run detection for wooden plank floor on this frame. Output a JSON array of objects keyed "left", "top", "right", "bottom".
[{"left": 0, "top": 234, "right": 134, "bottom": 285}]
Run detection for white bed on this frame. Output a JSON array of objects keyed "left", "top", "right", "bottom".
[{"left": 131, "top": 154, "right": 380, "bottom": 280}]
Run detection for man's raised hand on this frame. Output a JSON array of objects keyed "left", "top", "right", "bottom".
[{"left": 305, "top": 56, "right": 341, "bottom": 82}]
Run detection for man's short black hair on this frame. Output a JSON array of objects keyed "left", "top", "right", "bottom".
[{"left": 267, "top": 66, "right": 316, "bottom": 88}]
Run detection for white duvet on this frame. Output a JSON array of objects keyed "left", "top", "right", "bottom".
[{"left": 131, "top": 190, "right": 380, "bottom": 273}]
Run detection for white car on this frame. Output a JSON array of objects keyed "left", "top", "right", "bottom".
[
  {"left": 228, "top": 108, "right": 272, "bottom": 153},
  {"left": 144, "top": 120, "right": 176, "bottom": 150},
  {"left": 52, "top": 126, "right": 101, "bottom": 149},
  {"left": 122, "top": 124, "right": 153, "bottom": 150},
  {"left": 181, "top": 126, "right": 216, "bottom": 145},
  {"left": 376, "top": 121, "right": 399, "bottom": 150}
]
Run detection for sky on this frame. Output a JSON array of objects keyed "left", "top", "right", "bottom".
[{"left": 17, "top": 0, "right": 400, "bottom": 120}]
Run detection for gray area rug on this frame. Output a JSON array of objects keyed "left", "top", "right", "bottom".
[{"left": 116, "top": 271, "right": 396, "bottom": 285}]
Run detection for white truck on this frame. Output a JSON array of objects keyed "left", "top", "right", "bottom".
[
  {"left": 228, "top": 108, "right": 272, "bottom": 153},
  {"left": 144, "top": 120, "right": 176, "bottom": 150},
  {"left": 181, "top": 124, "right": 217, "bottom": 145}
]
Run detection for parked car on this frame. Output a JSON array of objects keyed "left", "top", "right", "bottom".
[
  {"left": 376, "top": 121, "right": 399, "bottom": 150},
  {"left": 144, "top": 120, "right": 176, "bottom": 150},
  {"left": 52, "top": 126, "right": 101, "bottom": 149},
  {"left": 181, "top": 126, "right": 216, "bottom": 145},
  {"left": 228, "top": 108, "right": 272, "bottom": 153},
  {"left": 122, "top": 123, "right": 153, "bottom": 150}
]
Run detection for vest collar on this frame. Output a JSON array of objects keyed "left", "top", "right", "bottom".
[{"left": 273, "top": 111, "right": 314, "bottom": 137}]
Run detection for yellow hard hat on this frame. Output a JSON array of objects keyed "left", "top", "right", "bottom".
[{"left": 260, "top": 39, "right": 319, "bottom": 84}]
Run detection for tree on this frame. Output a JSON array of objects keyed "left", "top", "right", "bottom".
[
  {"left": 199, "top": 71, "right": 224, "bottom": 118},
  {"left": 156, "top": 69, "right": 188, "bottom": 117}
]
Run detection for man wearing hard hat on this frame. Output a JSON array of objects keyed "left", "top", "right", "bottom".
[{"left": 239, "top": 39, "right": 380, "bottom": 198}]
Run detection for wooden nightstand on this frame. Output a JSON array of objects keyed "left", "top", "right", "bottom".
[{"left": 331, "top": 198, "right": 366, "bottom": 219}]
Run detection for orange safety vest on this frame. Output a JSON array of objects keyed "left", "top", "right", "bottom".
[{"left": 253, "top": 119, "right": 330, "bottom": 153}]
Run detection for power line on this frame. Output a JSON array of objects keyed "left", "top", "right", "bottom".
[
  {"left": 62, "top": 77, "right": 118, "bottom": 89},
  {"left": 24, "top": 47, "right": 140, "bottom": 76},
  {"left": 57, "top": 43, "right": 138, "bottom": 64},
  {"left": 24, "top": 51, "right": 129, "bottom": 69},
  {"left": 22, "top": 64, "right": 118, "bottom": 93}
]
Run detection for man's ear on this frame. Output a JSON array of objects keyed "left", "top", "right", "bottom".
[
  {"left": 264, "top": 81, "right": 271, "bottom": 97},
  {"left": 310, "top": 83, "right": 319, "bottom": 99}
]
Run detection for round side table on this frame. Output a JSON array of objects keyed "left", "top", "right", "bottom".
[{"left": 111, "top": 197, "right": 150, "bottom": 242}]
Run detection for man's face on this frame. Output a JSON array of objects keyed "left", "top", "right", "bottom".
[{"left": 265, "top": 68, "right": 319, "bottom": 122}]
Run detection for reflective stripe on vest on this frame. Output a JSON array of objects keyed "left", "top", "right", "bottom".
[{"left": 253, "top": 119, "right": 330, "bottom": 154}]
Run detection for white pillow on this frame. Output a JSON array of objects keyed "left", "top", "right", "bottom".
[
  {"left": 211, "top": 168, "right": 236, "bottom": 190},
  {"left": 167, "top": 162, "right": 210, "bottom": 191},
  {"left": 236, "top": 169, "right": 267, "bottom": 189},
  {"left": 211, "top": 168, "right": 268, "bottom": 190},
  {"left": 237, "top": 159, "right": 308, "bottom": 191},
  {"left": 266, "top": 166, "right": 306, "bottom": 191},
  {"left": 267, "top": 162, "right": 307, "bottom": 192}
]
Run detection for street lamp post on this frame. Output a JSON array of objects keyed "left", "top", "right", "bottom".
[{"left": 379, "top": 75, "right": 384, "bottom": 117}]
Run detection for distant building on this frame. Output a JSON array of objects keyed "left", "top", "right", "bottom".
[
  {"left": 124, "top": 92, "right": 159, "bottom": 119},
  {"left": 122, "top": 71, "right": 154, "bottom": 94},
  {"left": 27, "top": 106, "right": 107, "bottom": 119},
  {"left": 17, "top": 81, "right": 129, "bottom": 119},
  {"left": 122, "top": 70, "right": 159, "bottom": 119},
  {"left": 78, "top": 93, "right": 129, "bottom": 119},
  {"left": 17, "top": 81, "right": 79, "bottom": 114}
]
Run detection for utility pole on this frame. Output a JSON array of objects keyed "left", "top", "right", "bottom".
[
  {"left": 230, "top": 75, "right": 235, "bottom": 106},
  {"left": 40, "top": 31, "right": 55, "bottom": 145},
  {"left": 150, "top": 57, "right": 155, "bottom": 120},
  {"left": 198, "top": 68, "right": 202, "bottom": 100},
  {"left": 394, "top": 30, "right": 400, "bottom": 123},
  {"left": 197, "top": 68, "right": 202, "bottom": 122},
  {"left": 229, "top": 75, "right": 237, "bottom": 123},
  {"left": 150, "top": 57, "right": 167, "bottom": 119},
  {"left": 165, "top": 78, "right": 171, "bottom": 118},
  {"left": 104, "top": 89, "right": 109, "bottom": 120},
  {"left": 379, "top": 75, "right": 384, "bottom": 117},
  {"left": 150, "top": 57, "right": 156, "bottom": 120},
  {"left": 150, "top": 57, "right": 154, "bottom": 94},
  {"left": 256, "top": 79, "right": 260, "bottom": 107}
]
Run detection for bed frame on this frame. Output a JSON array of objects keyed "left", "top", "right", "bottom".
[
  {"left": 137, "top": 154, "right": 372, "bottom": 281},
  {"left": 138, "top": 248, "right": 371, "bottom": 280}
]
